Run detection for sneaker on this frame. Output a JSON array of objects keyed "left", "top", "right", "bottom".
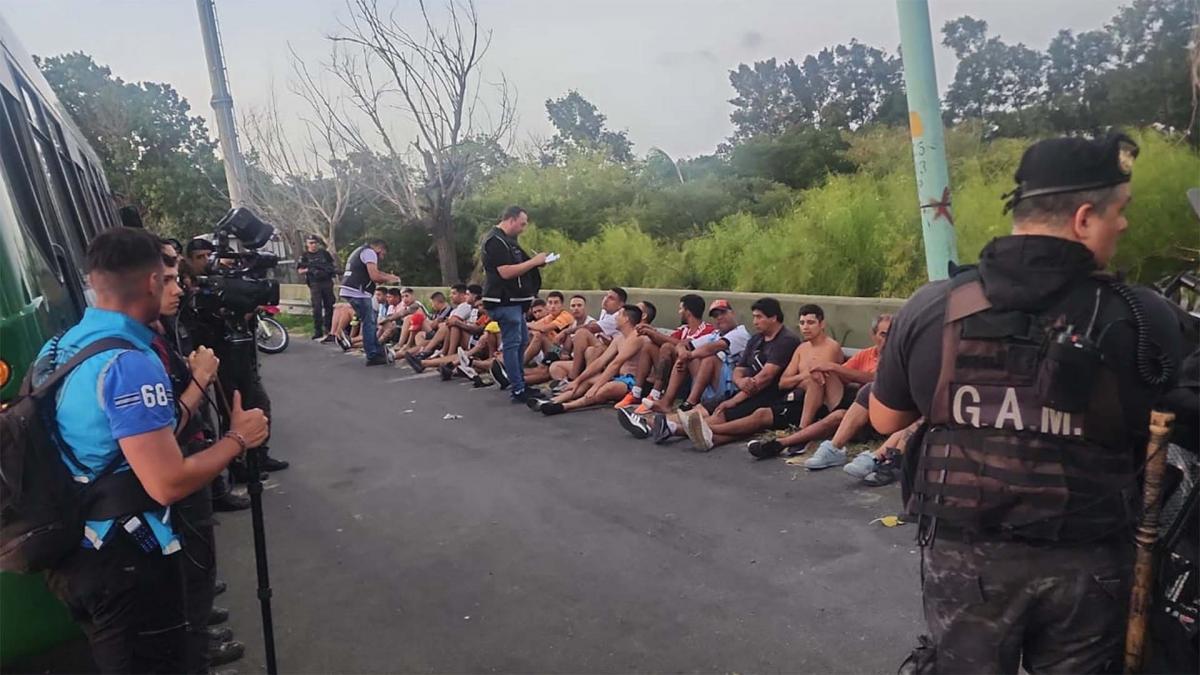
[
  {"left": 679, "top": 408, "right": 714, "bottom": 452},
  {"left": 491, "top": 360, "right": 510, "bottom": 390},
  {"left": 633, "top": 398, "right": 657, "bottom": 415},
  {"left": 260, "top": 456, "right": 289, "bottom": 472},
  {"left": 540, "top": 401, "right": 566, "bottom": 416},
  {"left": 613, "top": 392, "right": 640, "bottom": 410},
  {"left": 404, "top": 353, "right": 425, "bottom": 372},
  {"left": 617, "top": 408, "right": 651, "bottom": 439},
  {"left": 385, "top": 346, "right": 396, "bottom": 364},
  {"left": 319, "top": 334, "right": 335, "bottom": 344},
  {"left": 473, "top": 375, "right": 493, "bottom": 388},
  {"left": 651, "top": 413, "right": 672, "bottom": 445},
  {"left": 457, "top": 363, "right": 479, "bottom": 380},
  {"left": 804, "top": 440, "right": 848, "bottom": 470},
  {"left": 458, "top": 347, "right": 470, "bottom": 368},
  {"left": 365, "top": 355, "right": 389, "bottom": 367},
  {"left": 843, "top": 451, "right": 879, "bottom": 479},
  {"left": 747, "top": 438, "right": 784, "bottom": 460},
  {"left": 311, "top": 334, "right": 324, "bottom": 341},
  {"left": 525, "top": 395, "right": 547, "bottom": 411},
  {"left": 336, "top": 334, "right": 352, "bottom": 351},
  {"left": 439, "top": 364, "right": 454, "bottom": 381}
]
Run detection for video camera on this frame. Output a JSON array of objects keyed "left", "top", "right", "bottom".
[{"left": 190, "top": 208, "right": 281, "bottom": 338}]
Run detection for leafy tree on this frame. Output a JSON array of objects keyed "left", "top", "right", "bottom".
[
  {"left": 727, "top": 58, "right": 799, "bottom": 141},
  {"left": 941, "top": 19, "right": 1047, "bottom": 132},
  {"left": 37, "top": 52, "right": 229, "bottom": 238},
  {"left": 544, "top": 91, "right": 634, "bottom": 163},
  {"left": 728, "top": 126, "right": 854, "bottom": 189}
]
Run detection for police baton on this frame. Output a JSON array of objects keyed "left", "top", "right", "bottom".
[{"left": 1123, "top": 409, "right": 1174, "bottom": 674}]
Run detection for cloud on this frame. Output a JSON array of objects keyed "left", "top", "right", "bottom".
[{"left": 740, "top": 30, "right": 764, "bottom": 48}]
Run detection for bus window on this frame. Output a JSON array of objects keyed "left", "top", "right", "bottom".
[
  {"left": 74, "top": 163, "right": 101, "bottom": 239},
  {"left": 0, "top": 91, "right": 55, "bottom": 267}
]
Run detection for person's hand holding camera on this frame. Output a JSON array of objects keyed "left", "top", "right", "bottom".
[
  {"left": 188, "top": 346, "right": 220, "bottom": 389},
  {"left": 230, "top": 391, "right": 269, "bottom": 449}
]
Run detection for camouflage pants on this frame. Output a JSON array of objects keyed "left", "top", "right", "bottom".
[{"left": 922, "top": 536, "right": 1133, "bottom": 674}]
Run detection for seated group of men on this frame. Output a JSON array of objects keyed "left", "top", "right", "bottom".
[{"left": 321, "top": 283, "right": 916, "bottom": 485}]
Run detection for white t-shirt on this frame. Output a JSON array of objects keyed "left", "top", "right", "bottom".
[
  {"left": 692, "top": 324, "right": 752, "bottom": 365},
  {"left": 451, "top": 302, "right": 472, "bottom": 321},
  {"left": 595, "top": 309, "right": 619, "bottom": 338},
  {"left": 339, "top": 247, "right": 378, "bottom": 299}
]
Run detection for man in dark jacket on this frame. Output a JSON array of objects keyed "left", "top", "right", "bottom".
[
  {"left": 297, "top": 235, "right": 338, "bottom": 341},
  {"left": 480, "top": 206, "right": 548, "bottom": 402},
  {"left": 870, "top": 133, "right": 1185, "bottom": 673}
]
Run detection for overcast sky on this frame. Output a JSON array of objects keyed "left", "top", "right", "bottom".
[{"left": 1, "top": 0, "right": 1127, "bottom": 158}]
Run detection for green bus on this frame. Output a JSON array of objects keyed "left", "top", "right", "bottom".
[{"left": 0, "top": 14, "right": 121, "bottom": 665}]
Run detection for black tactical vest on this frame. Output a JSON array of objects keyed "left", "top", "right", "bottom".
[
  {"left": 909, "top": 271, "right": 1137, "bottom": 543},
  {"left": 342, "top": 246, "right": 375, "bottom": 295}
]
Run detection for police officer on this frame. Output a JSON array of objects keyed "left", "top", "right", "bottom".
[
  {"left": 38, "top": 228, "right": 268, "bottom": 673},
  {"left": 339, "top": 238, "right": 401, "bottom": 366},
  {"left": 297, "top": 235, "right": 338, "bottom": 341},
  {"left": 870, "top": 132, "right": 1185, "bottom": 674},
  {"left": 480, "top": 206, "right": 547, "bottom": 402}
]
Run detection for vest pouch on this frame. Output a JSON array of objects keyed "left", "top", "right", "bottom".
[{"left": 1036, "top": 337, "right": 1102, "bottom": 413}]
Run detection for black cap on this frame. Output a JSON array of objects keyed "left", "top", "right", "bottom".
[
  {"left": 1004, "top": 132, "right": 1138, "bottom": 213},
  {"left": 305, "top": 235, "right": 321, "bottom": 244}
]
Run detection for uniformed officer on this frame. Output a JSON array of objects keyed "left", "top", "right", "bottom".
[
  {"left": 869, "top": 132, "right": 1186, "bottom": 674},
  {"left": 296, "top": 235, "right": 338, "bottom": 341}
]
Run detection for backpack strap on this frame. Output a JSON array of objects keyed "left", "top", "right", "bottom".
[{"left": 31, "top": 338, "right": 140, "bottom": 400}]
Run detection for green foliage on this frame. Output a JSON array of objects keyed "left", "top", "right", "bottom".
[
  {"left": 729, "top": 126, "right": 855, "bottom": 189},
  {"left": 544, "top": 91, "right": 634, "bottom": 164},
  {"left": 37, "top": 52, "right": 229, "bottom": 238},
  {"left": 516, "top": 129, "right": 1198, "bottom": 299}
]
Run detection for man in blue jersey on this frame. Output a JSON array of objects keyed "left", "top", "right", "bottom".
[{"left": 38, "top": 227, "right": 268, "bottom": 673}]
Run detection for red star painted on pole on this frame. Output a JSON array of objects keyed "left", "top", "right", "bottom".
[{"left": 924, "top": 186, "right": 954, "bottom": 227}]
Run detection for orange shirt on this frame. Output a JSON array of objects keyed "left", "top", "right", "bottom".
[
  {"left": 531, "top": 310, "right": 574, "bottom": 334},
  {"left": 844, "top": 345, "right": 880, "bottom": 375}
]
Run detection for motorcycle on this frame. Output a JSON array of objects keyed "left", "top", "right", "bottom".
[{"left": 255, "top": 305, "right": 289, "bottom": 354}]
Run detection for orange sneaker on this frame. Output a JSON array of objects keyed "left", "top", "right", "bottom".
[
  {"left": 614, "top": 392, "right": 641, "bottom": 410},
  {"left": 633, "top": 399, "right": 656, "bottom": 415}
]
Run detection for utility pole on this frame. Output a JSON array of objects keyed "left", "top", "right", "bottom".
[
  {"left": 196, "top": 0, "right": 248, "bottom": 208},
  {"left": 896, "top": 0, "right": 957, "bottom": 280}
]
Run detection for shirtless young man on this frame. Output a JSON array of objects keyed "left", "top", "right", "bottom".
[
  {"left": 777, "top": 304, "right": 847, "bottom": 429},
  {"left": 528, "top": 304, "right": 648, "bottom": 416}
]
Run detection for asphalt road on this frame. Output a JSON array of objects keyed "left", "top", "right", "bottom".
[{"left": 208, "top": 337, "right": 924, "bottom": 673}]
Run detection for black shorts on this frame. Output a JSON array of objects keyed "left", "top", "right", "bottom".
[
  {"left": 702, "top": 390, "right": 780, "bottom": 423},
  {"left": 854, "top": 382, "right": 872, "bottom": 408},
  {"left": 770, "top": 385, "right": 858, "bottom": 429}
]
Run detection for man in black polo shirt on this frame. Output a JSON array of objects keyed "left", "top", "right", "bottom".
[{"left": 480, "top": 206, "right": 548, "bottom": 402}]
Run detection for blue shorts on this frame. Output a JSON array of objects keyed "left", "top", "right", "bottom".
[
  {"left": 704, "top": 361, "right": 735, "bottom": 400},
  {"left": 612, "top": 374, "right": 636, "bottom": 391}
]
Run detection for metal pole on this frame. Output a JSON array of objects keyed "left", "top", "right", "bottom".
[
  {"left": 196, "top": 0, "right": 247, "bottom": 208},
  {"left": 896, "top": 0, "right": 957, "bottom": 280}
]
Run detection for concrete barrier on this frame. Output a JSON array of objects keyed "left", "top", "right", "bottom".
[{"left": 279, "top": 284, "right": 906, "bottom": 348}]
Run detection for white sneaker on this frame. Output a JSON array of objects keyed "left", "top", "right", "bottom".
[
  {"left": 843, "top": 451, "right": 878, "bottom": 479},
  {"left": 805, "top": 441, "right": 848, "bottom": 470}
]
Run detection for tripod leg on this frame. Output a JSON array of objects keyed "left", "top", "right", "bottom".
[{"left": 245, "top": 448, "right": 279, "bottom": 675}]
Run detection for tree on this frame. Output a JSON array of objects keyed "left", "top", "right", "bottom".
[
  {"left": 240, "top": 55, "right": 362, "bottom": 256},
  {"left": 727, "top": 58, "right": 799, "bottom": 141},
  {"left": 728, "top": 125, "right": 854, "bottom": 189},
  {"left": 37, "top": 52, "right": 229, "bottom": 238},
  {"left": 330, "top": 0, "right": 516, "bottom": 284},
  {"left": 941, "top": 19, "right": 1047, "bottom": 133},
  {"left": 544, "top": 90, "right": 633, "bottom": 163}
]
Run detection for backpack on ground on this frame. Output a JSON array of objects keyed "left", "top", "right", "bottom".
[{"left": 0, "top": 337, "right": 136, "bottom": 573}]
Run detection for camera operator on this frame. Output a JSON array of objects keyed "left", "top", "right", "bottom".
[
  {"left": 339, "top": 237, "right": 401, "bottom": 366},
  {"left": 297, "top": 235, "right": 338, "bottom": 341},
  {"left": 155, "top": 240, "right": 247, "bottom": 671},
  {"left": 184, "top": 230, "right": 289, "bottom": 477},
  {"left": 37, "top": 227, "right": 268, "bottom": 673}
]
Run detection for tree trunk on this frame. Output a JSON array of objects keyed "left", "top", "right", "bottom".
[{"left": 431, "top": 207, "right": 459, "bottom": 284}]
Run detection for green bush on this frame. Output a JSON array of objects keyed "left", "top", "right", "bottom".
[{"left": 482, "top": 128, "right": 1198, "bottom": 298}]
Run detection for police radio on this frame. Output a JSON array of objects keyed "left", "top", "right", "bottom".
[{"left": 1036, "top": 289, "right": 1105, "bottom": 413}]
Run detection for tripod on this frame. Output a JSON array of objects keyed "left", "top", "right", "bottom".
[
  {"left": 244, "top": 445, "right": 279, "bottom": 674},
  {"left": 213, "top": 367, "right": 279, "bottom": 675}
]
